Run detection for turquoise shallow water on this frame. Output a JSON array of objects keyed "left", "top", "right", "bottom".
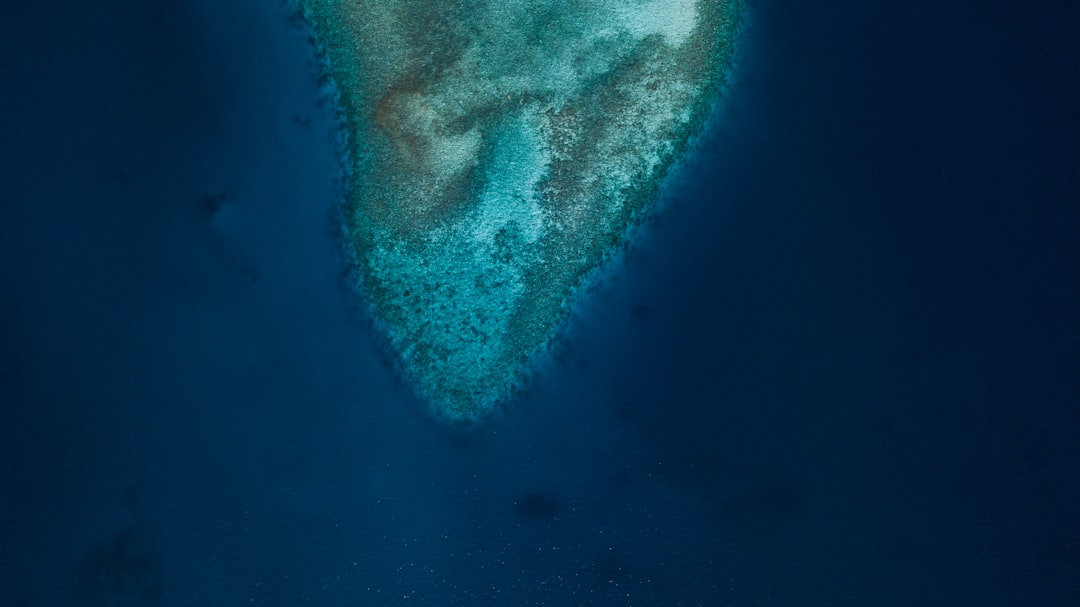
[{"left": 296, "top": 0, "right": 744, "bottom": 420}]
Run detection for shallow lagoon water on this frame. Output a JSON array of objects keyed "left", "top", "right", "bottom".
[{"left": 298, "top": 0, "right": 743, "bottom": 419}]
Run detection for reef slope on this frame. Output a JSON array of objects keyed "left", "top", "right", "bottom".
[{"left": 296, "top": 0, "right": 742, "bottom": 421}]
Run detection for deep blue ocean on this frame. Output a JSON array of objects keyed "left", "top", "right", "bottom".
[{"left": 2, "top": 1, "right": 1078, "bottom": 605}]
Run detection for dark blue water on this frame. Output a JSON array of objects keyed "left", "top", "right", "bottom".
[{"left": 2, "top": 1, "right": 1078, "bottom": 605}]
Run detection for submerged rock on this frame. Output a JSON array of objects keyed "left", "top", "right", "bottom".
[{"left": 295, "top": 0, "right": 743, "bottom": 421}]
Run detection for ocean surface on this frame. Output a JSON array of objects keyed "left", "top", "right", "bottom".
[{"left": 2, "top": 1, "right": 1078, "bottom": 605}]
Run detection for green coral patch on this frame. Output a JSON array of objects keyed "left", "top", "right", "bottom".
[{"left": 295, "top": 0, "right": 743, "bottom": 421}]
